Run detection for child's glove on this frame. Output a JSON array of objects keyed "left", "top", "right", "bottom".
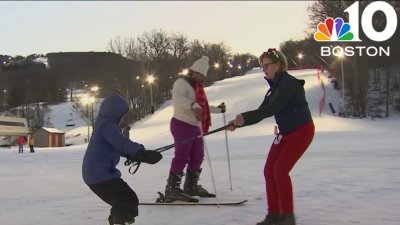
[
  {"left": 217, "top": 102, "right": 226, "bottom": 113},
  {"left": 133, "top": 148, "right": 163, "bottom": 164}
]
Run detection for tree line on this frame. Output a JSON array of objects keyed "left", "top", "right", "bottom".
[
  {"left": 1, "top": 0, "right": 399, "bottom": 130},
  {"left": 0, "top": 29, "right": 259, "bottom": 130}
]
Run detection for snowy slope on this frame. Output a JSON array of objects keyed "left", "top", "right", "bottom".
[{"left": 1, "top": 68, "right": 400, "bottom": 225}]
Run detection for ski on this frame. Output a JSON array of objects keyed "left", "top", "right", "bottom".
[
  {"left": 139, "top": 199, "right": 247, "bottom": 206},
  {"left": 139, "top": 192, "right": 247, "bottom": 206}
]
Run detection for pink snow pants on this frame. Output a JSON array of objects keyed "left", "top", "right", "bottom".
[{"left": 169, "top": 118, "right": 204, "bottom": 174}]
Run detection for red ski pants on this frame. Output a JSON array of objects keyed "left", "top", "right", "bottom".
[{"left": 264, "top": 122, "right": 315, "bottom": 214}]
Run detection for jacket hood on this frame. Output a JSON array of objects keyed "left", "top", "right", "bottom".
[{"left": 98, "top": 96, "right": 128, "bottom": 123}]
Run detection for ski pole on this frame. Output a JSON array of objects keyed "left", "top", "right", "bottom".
[
  {"left": 199, "top": 122, "right": 220, "bottom": 207},
  {"left": 155, "top": 124, "right": 230, "bottom": 153},
  {"left": 221, "top": 103, "right": 233, "bottom": 190},
  {"left": 124, "top": 124, "right": 231, "bottom": 174}
]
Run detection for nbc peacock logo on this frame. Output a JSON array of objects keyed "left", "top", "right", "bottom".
[{"left": 314, "top": 17, "right": 354, "bottom": 42}]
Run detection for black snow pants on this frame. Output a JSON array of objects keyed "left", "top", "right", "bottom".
[{"left": 89, "top": 178, "right": 139, "bottom": 224}]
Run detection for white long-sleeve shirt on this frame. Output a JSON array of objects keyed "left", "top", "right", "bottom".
[{"left": 172, "top": 78, "right": 221, "bottom": 126}]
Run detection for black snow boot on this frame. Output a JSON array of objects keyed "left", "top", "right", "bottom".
[
  {"left": 108, "top": 215, "right": 135, "bottom": 225},
  {"left": 184, "top": 168, "right": 216, "bottom": 197},
  {"left": 256, "top": 214, "right": 281, "bottom": 225},
  {"left": 164, "top": 172, "right": 197, "bottom": 202},
  {"left": 274, "top": 214, "right": 295, "bottom": 225}
]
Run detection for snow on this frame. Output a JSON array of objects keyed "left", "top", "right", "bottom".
[{"left": 1, "top": 68, "right": 400, "bottom": 225}]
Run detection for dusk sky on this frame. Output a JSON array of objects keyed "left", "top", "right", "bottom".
[{"left": 0, "top": 1, "right": 314, "bottom": 57}]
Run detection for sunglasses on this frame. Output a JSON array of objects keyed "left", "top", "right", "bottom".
[{"left": 261, "top": 62, "right": 275, "bottom": 70}]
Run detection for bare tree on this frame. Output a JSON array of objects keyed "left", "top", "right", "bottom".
[
  {"left": 108, "top": 36, "right": 139, "bottom": 60},
  {"left": 188, "top": 39, "right": 206, "bottom": 62},
  {"left": 308, "top": 1, "right": 350, "bottom": 28},
  {"left": 7, "top": 103, "right": 52, "bottom": 131},
  {"left": 170, "top": 33, "right": 190, "bottom": 59},
  {"left": 203, "top": 42, "right": 231, "bottom": 81},
  {"left": 107, "top": 36, "right": 125, "bottom": 56},
  {"left": 137, "top": 29, "right": 172, "bottom": 61}
]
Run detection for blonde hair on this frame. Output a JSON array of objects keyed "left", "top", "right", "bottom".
[{"left": 259, "top": 48, "right": 288, "bottom": 72}]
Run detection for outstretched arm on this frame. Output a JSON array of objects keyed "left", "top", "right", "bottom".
[{"left": 236, "top": 80, "right": 300, "bottom": 127}]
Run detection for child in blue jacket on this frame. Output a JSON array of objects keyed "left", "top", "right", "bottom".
[{"left": 82, "top": 95, "right": 162, "bottom": 225}]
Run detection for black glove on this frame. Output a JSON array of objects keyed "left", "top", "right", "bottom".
[
  {"left": 217, "top": 102, "right": 226, "bottom": 113},
  {"left": 133, "top": 149, "right": 163, "bottom": 164}
]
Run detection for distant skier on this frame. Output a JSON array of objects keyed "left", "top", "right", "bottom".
[
  {"left": 163, "top": 56, "right": 226, "bottom": 202},
  {"left": 17, "top": 136, "right": 24, "bottom": 153},
  {"left": 28, "top": 137, "right": 35, "bottom": 153},
  {"left": 82, "top": 95, "right": 162, "bottom": 225},
  {"left": 228, "top": 48, "right": 315, "bottom": 225}
]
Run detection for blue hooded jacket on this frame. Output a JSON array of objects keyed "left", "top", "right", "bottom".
[{"left": 82, "top": 96, "right": 142, "bottom": 185}]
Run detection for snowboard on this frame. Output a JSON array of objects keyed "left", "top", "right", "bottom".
[{"left": 139, "top": 192, "right": 247, "bottom": 206}]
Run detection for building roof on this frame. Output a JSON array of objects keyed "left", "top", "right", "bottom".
[
  {"left": 41, "top": 127, "right": 65, "bottom": 134},
  {"left": 0, "top": 116, "right": 30, "bottom": 136}
]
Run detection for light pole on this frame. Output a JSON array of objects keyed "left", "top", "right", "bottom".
[
  {"left": 146, "top": 74, "right": 155, "bottom": 114},
  {"left": 81, "top": 94, "right": 95, "bottom": 142},
  {"left": 214, "top": 62, "right": 220, "bottom": 79},
  {"left": 90, "top": 85, "right": 99, "bottom": 93},
  {"left": 336, "top": 52, "right": 345, "bottom": 110},
  {"left": 297, "top": 53, "right": 303, "bottom": 69},
  {"left": 3, "top": 89, "right": 6, "bottom": 108},
  {"left": 90, "top": 86, "right": 99, "bottom": 126},
  {"left": 227, "top": 61, "right": 233, "bottom": 77},
  {"left": 178, "top": 68, "right": 189, "bottom": 76}
]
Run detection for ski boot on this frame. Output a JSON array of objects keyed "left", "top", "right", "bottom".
[
  {"left": 274, "top": 214, "right": 295, "bottom": 225},
  {"left": 184, "top": 168, "right": 216, "bottom": 197},
  {"left": 108, "top": 215, "right": 135, "bottom": 225},
  {"left": 256, "top": 214, "right": 281, "bottom": 225},
  {"left": 164, "top": 172, "right": 198, "bottom": 203}
]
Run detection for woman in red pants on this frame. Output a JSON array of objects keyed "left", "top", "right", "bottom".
[{"left": 228, "top": 48, "right": 315, "bottom": 225}]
